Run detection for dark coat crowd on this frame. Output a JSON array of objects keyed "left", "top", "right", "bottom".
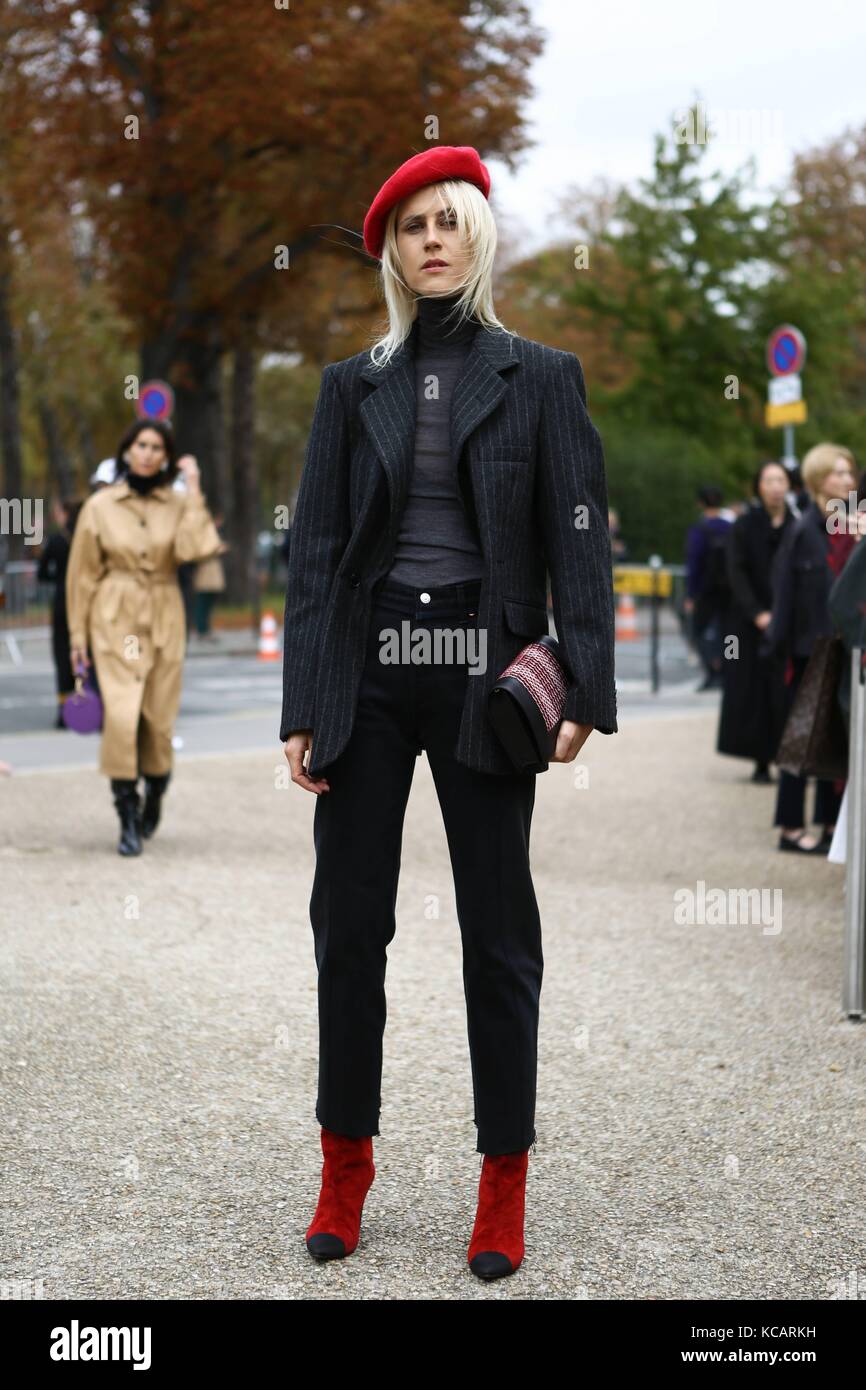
[{"left": 685, "top": 448, "right": 866, "bottom": 854}]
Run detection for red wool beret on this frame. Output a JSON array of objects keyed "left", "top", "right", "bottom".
[{"left": 362, "top": 145, "right": 491, "bottom": 260}]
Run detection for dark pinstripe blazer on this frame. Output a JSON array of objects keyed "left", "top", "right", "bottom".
[{"left": 279, "top": 320, "right": 618, "bottom": 776}]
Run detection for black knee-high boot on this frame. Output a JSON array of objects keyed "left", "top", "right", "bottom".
[
  {"left": 140, "top": 772, "right": 171, "bottom": 839},
  {"left": 110, "top": 778, "right": 143, "bottom": 856}
]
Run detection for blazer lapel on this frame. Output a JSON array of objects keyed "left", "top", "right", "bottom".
[
  {"left": 449, "top": 325, "right": 519, "bottom": 470},
  {"left": 358, "top": 322, "right": 520, "bottom": 528}
]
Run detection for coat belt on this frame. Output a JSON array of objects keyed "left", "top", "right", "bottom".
[
  {"left": 103, "top": 569, "right": 178, "bottom": 642},
  {"left": 105, "top": 569, "right": 175, "bottom": 581}
]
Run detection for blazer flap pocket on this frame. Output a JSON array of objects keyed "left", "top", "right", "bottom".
[{"left": 503, "top": 597, "right": 548, "bottom": 637}]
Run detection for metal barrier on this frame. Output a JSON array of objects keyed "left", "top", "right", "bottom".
[
  {"left": 0, "top": 561, "right": 53, "bottom": 664},
  {"left": 844, "top": 645, "right": 866, "bottom": 1019}
]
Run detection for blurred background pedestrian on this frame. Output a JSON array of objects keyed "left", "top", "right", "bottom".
[
  {"left": 716, "top": 461, "right": 794, "bottom": 782},
  {"left": 192, "top": 513, "right": 228, "bottom": 641},
  {"left": 684, "top": 485, "right": 733, "bottom": 691},
  {"left": 36, "top": 496, "right": 83, "bottom": 728},
  {"left": 766, "top": 443, "right": 860, "bottom": 852}
]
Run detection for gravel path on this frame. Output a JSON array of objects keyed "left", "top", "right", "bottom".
[{"left": 1, "top": 710, "right": 863, "bottom": 1300}]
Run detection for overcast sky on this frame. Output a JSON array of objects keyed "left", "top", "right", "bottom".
[{"left": 487, "top": 0, "right": 866, "bottom": 252}]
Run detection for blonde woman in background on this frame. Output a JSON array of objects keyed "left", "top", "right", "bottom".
[{"left": 766, "top": 443, "right": 862, "bottom": 853}]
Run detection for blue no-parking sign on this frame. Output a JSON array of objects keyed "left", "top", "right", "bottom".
[
  {"left": 136, "top": 379, "right": 175, "bottom": 421},
  {"left": 766, "top": 325, "right": 807, "bottom": 377}
]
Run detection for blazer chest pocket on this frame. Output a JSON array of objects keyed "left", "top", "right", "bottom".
[{"left": 503, "top": 597, "right": 548, "bottom": 637}]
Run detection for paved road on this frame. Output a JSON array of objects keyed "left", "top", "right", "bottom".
[
  {"left": 0, "top": 614, "right": 702, "bottom": 770},
  {"left": 1, "top": 702, "right": 862, "bottom": 1300}
]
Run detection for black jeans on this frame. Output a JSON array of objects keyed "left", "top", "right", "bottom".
[{"left": 309, "top": 575, "right": 542, "bottom": 1154}]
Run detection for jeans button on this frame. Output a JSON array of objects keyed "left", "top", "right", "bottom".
[
  {"left": 348, "top": 572, "right": 361, "bottom": 588},
  {"left": 419, "top": 592, "right": 431, "bottom": 604}
]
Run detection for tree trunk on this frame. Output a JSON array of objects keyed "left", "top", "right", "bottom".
[
  {"left": 78, "top": 418, "right": 97, "bottom": 491},
  {"left": 38, "top": 400, "right": 75, "bottom": 501},
  {"left": 142, "top": 315, "right": 228, "bottom": 515},
  {"left": 0, "top": 218, "right": 24, "bottom": 560},
  {"left": 227, "top": 343, "right": 259, "bottom": 623}
]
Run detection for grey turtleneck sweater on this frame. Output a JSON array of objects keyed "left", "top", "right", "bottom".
[{"left": 386, "top": 293, "right": 485, "bottom": 586}]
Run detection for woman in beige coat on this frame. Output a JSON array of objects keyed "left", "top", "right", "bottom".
[{"left": 66, "top": 419, "right": 222, "bottom": 855}]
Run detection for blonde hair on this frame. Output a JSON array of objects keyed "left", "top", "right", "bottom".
[
  {"left": 368, "top": 178, "right": 512, "bottom": 368},
  {"left": 801, "top": 442, "right": 856, "bottom": 499}
]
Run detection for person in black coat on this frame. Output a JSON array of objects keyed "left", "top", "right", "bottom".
[
  {"left": 37, "top": 498, "right": 83, "bottom": 728},
  {"left": 821, "top": 467, "right": 866, "bottom": 868},
  {"left": 717, "top": 462, "right": 795, "bottom": 781},
  {"left": 766, "top": 442, "right": 860, "bottom": 852},
  {"left": 684, "top": 485, "right": 734, "bottom": 690},
  {"left": 827, "top": 490, "right": 866, "bottom": 727}
]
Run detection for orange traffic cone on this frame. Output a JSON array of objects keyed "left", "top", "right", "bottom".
[
  {"left": 615, "top": 593, "right": 639, "bottom": 641},
  {"left": 257, "top": 610, "right": 280, "bottom": 661}
]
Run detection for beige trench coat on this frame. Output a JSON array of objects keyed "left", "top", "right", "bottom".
[{"left": 66, "top": 479, "right": 222, "bottom": 779}]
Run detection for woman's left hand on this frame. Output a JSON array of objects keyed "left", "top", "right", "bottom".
[
  {"left": 550, "top": 719, "right": 593, "bottom": 763},
  {"left": 177, "top": 454, "right": 201, "bottom": 492}
]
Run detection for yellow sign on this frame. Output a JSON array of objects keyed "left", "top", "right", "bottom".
[
  {"left": 765, "top": 399, "right": 807, "bottom": 428},
  {"left": 613, "top": 567, "right": 672, "bottom": 597}
]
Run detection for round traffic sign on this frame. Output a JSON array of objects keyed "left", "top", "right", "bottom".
[
  {"left": 136, "top": 379, "right": 175, "bottom": 421},
  {"left": 766, "top": 325, "right": 806, "bottom": 377}
]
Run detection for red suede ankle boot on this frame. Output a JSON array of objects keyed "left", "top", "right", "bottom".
[
  {"left": 467, "top": 1148, "right": 529, "bottom": 1280},
  {"left": 305, "top": 1127, "right": 376, "bottom": 1261}
]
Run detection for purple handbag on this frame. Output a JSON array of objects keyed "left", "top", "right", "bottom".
[{"left": 62, "top": 660, "right": 104, "bottom": 734}]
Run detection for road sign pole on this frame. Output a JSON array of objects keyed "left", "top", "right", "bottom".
[
  {"left": 648, "top": 554, "right": 662, "bottom": 694},
  {"left": 844, "top": 645, "right": 866, "bottom": 1019},
  {"left": 782, "top": 423, "right": 796, "bottom": 469}
]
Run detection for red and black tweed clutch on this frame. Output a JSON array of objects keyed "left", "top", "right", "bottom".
[{"left": 487, "top": 634, "right": 570, "bottom": 773}]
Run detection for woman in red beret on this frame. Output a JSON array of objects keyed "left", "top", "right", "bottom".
[{"left": 281, "top": 146, "right": 617, "bottom": 1280}]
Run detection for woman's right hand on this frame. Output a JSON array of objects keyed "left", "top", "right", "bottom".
[
  {"left": 70, "top": 646, "right": 90, "bottom": 674},
  {"left": 284, "top": 730, "right": 330, "bottom": 794}
]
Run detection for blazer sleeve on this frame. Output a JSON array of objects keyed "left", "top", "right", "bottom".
[
  {"left": 279, "top": 363, "right": 351, "bottom": 741},
  {"left": 534, "top": 350, "right": 617, "bottom": 734}
]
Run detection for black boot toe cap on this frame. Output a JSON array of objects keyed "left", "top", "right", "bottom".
[
  {"left": 469, "top": 1251, "right": 514, "bottom": 1280},
  {"left": 306, "top": 1232, "right": 347, "bottom": 1261}
]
